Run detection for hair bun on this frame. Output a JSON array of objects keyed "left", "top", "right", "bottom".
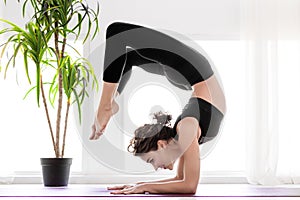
[{"left": 152, "top": 111, "right": 172, "bottom": 126}]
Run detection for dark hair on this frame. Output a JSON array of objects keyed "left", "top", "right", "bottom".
[{"left": 127, "top": 111, "right": 175, "bottom": 155}]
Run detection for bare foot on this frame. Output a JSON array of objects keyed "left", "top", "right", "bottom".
[
  {"left": 97, "top": 100, "right": 119, "bottom": 131},
  {"left": 90, "top": 100, "right": 119, "bottom": 140}
]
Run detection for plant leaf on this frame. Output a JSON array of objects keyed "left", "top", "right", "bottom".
[
  {"left": 72, "top": 89, "right": 82, "bottom": 124},
  {"left": 23, "top": 85, "right": 37, "bottom": 100},
  {"left": 23, "top": 49, "right": 31, "bottom": 84}
]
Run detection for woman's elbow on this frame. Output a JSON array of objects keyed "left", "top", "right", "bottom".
[
  {"left": 184, "top": 182, "right": 198, "bottom": 194},
  {"left": 188, "top": 185, "right": 198, "bottom": 194}
]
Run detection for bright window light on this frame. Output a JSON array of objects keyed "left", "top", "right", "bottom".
[
  {"left": 123, "top": 40, "right": 247, "bottom": 174},
  {"left": 0, "top": 39, "right": 247, "bottom": 175}
]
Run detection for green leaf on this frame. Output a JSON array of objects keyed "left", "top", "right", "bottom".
[
  {"left": 91, "top": 3, "right": 100, "bottom": 40},
  {"left": 23, "top": 49, "right": 31, "bottom": 84},
  {"left": 0, "top": 19, "right": 26, "bottom": 34},
  {"left": 49, "top": 72, "right": 59, "bottom": 108},
  {"left": 65, "top": 42, "right": 81, "bottom": 56},
  {"left": 49, "top": 84, "right": 58, "bottom": 108},
  {"left": 12, "top": 41, "right": 23, "bottom": 67},
  {"left": 36, "top": 66, "right": 41, "bottom": 107},
  {"left": 22, "top": 0, "right": 29, "bottom": 18},
  {"left": 76, "top": 14, "right": 82, "bottom": 41},
  {"left": 62, "top": 67, "right": 68, "bottom": 96},
  {"left": 0, "top": 35, "right": 16, "bottom": 62},
  {"left": 83, "top": 17, "right": 92, "bottom": 43},
  {"left": 72, "top": 89, "right": 82, "bottom": 124},
  {"left": 23, "top": 85, "right": 37, "bottom": 100},
  {"left": 4, "top": 54, "right": 15, "bottom": 79},
  {"left": 41, "top": 59, "right": 56, "bottom": 70},
  {"left": 71, "top": 65, "right": 77, "bottom": 86}
]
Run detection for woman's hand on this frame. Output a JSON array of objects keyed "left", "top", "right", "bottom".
[
  {"left": 109, "top": 184, "right": 148, "bottom": 195},
  {"left": 107, "top": 184, "right": 135, "bottom": 191}
]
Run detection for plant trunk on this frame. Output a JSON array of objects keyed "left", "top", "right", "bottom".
[
  {"left": 59, "top": 37, "right": 67, "bottom": 157},
  {"left": 56, "top": 71, "right": 63, "bottom": 158},
  {"left": 61, "top": 37, "right": 66, "bottom": 58},
  {"left": 61, "top": 100, "right": 70, "bottom": 158},
  {"left": 54, "top": 23, "right": 62, "bottom": 158},
  {"left": 40, "top": 75, "right": 58, "bottom": 158}
]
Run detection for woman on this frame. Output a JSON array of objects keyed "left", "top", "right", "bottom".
[{"left": 89, "top": 21, "right": 226, "bottom": 194}]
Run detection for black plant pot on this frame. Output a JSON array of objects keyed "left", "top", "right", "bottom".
[{"left": 40, "top": 158, "right": 72, "bottom": 187}]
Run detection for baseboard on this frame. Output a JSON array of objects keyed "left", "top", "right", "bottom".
[{"left": 1, "top": 171, "right": 247, "bottom": 184}]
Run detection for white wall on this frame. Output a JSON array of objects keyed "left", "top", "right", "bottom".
[
  {"left": 97, "top": 0, "right": 240, "bottom": 39},
  {"left": 1, "top": 0, "right": 241, "bottom": 38},
  {"left": 0, "top": 1, "right": 29, "bottom": 24},
  {"left": 84, "top": 0, "right": 241, "bottom": 59},
  {"left": 0, "top": 0, "right": 241, "bottom": 43}
]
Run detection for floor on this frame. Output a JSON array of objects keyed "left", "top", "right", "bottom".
[{"left": 0, "top": 184, "right": 300, "bottom": 199}]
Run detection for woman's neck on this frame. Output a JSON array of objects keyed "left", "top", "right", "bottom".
[{"left": 166, "top": 138, "right": 183, "bottom": 161}]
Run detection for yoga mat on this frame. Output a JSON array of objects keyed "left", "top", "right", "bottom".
[{"left": 0, "top": 184, "right": 300, "bottom": 197}]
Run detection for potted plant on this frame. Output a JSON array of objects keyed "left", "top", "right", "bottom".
[{"left": 0, "top": 0, "right": 99, "bottom": 186}]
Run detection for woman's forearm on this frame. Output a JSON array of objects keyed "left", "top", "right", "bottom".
[
  {"left": 137, "top": 176, "right": 179, "bottom": 184},
  {"left": 143, "top": 180, "right": 197, "bottom": 194}
]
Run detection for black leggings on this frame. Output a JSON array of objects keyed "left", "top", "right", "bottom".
[{"left": 103, "top": 22, "right": 214, "bottom": 94}]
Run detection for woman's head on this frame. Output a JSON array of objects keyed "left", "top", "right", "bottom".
[{"left": 127, "top": 111, "right": 178, "bottom": 170}]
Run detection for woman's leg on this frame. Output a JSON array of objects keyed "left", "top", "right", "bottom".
[
  {"left": 90, "top": 23, "right": 144, "bottom": 139},
  {"left": 90, "top": 21, "right": 186, "bottom": 139},
  {"left": 89, "top": 81, "right": 119, "bottom": 140},
  {"left": 94, "top": 50, "right": 138, "bottom": 134}
]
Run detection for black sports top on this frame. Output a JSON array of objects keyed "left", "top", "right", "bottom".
[
  {"left": 103, "top": 22, "right": 214, "bottom": 90},
  {"left": 173, "top": 97, "right": 224, "bottom": 144}
]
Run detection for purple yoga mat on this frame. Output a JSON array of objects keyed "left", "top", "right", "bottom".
[{"left": 0, "top": 184, "right": 300, "bottom": 197}]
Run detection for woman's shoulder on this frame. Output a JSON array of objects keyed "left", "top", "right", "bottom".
[
  {"left": 176, "top": 117, "right": 199, "bottom": 129},
  {"left": 176, "top": 117, "right": 200, "bottom": 140},
  {"left": 176, "top": 117, "right": 199, "bottom": 134}
]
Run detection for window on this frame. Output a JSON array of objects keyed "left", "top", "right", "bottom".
[
  {"left": 0, "top": 39, "right": 247, "bottom": 181},
  {"left": 197, "top": 40, "right": 246, "bottom": 173},
  {"left": 120, "top": 40, "right": 247, "bottom": 175},
  {"left": 277, "top": 40, "right": 300, "bottom": 177}
]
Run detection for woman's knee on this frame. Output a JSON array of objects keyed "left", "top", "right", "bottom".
[{"left": 106, "top": 21, "right": 141, "bottom": 39}]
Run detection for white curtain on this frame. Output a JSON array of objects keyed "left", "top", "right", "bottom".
[{"left": 241, "top": 0, "right": 300, "bottom": 185}]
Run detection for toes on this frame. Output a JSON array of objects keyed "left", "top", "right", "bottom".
[
  {"left": 94, "top": 131, "right": 103, "bottom": 140},
  {"left": 89, "top": 125, "right": 96, "bottom": 140}
]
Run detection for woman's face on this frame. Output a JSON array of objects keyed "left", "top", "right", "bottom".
[{"left": 139, "top": 140, "right": 178, "bottom": 171}]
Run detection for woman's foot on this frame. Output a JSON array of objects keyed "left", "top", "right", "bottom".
[
  {"left": 90, "top": 100, "right": 119, "bottom": 140},
  {"left": 97, "top": 99, "right": 119, "bottom": 131}
]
